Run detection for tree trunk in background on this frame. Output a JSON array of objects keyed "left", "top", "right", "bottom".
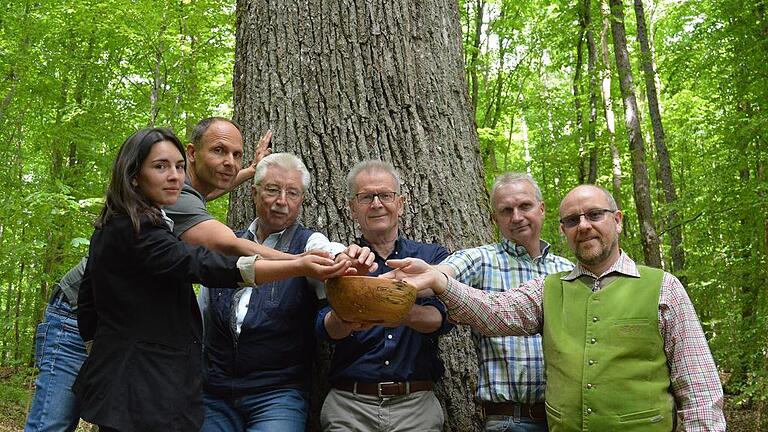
[
  {"left": 608, "top": 0, "right": 661, "bottom": 267},
  {"left": 585, "top": 0, "right": 599, "bottom": 183},
  {"left": 633, "top": 0, "right": 685, "bottom": 276},
  {"left": 573, "top": 23, "right": 585, "bottom": 183},
  {"left": 599, "top": 1, "right": 622, "bottom": 209},
  {"left": 231, "top": 1, "right": 493, "bottom": 430},
  {"left": 469, "top": 0, "right": 485, "bottom": 114}
]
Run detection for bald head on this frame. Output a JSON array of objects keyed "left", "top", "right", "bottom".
[
  {"left": 559, "top": 185, "right": 623, "bottom": 275},
  {"left": 559, "top": 185, "right": 618, "bottom": 216}
]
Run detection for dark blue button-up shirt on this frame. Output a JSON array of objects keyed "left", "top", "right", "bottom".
[{"left": 316, "top": 236, "right": 452, "bottom": 384}]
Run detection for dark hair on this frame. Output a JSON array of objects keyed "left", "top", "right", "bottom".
[
  {"left": 96, "top": 128, "right": 185, "bottom": 233},
  {"left": 189, "top": 117, "right": 241, "bottom": 150}
]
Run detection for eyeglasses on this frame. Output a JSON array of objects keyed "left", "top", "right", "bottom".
[
  {"left": 355, "top": 191, "right": 397, "bottom": 205},
  {"left": 559, "top": 208, "right": 616, "bottom": 228},
  {"left": 261, "top": 185, "right": 303, "bottom": 201}
]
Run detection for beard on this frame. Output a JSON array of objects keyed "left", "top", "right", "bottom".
[{"left": 575, "top": 235, "right": 619, "bottom": 269}]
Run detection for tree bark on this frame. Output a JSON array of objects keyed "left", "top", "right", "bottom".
[
  {"left": 469, "top": 0, "right": 485, "bottom": 114},
  {"left": 608, "top": 0, "right": 661, "bottom": 266},
  {"left": 599, "top": 1, "right": 623, "bottom": 211},
  {"left": 585, "top": 0, "right": 599, "bottom": 183},
  {"left": 232, "top": 1, "right": 493, "bottom": 430},
  {"left": 573, "top": 23, "right": 586, "bottom": 183},
  {"left": 633, "top": 0, "right": 685, "bottom": 275}
]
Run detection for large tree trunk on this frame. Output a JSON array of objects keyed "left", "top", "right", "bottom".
[
  {"left": 608, "top": 0, "right": 661, "bottom": 267},
  {"left": 633, "top": 0, "right": 685, "bottom": 275},
  {"left": 231, "top": 1, "right": 493, "bottom": 430}
]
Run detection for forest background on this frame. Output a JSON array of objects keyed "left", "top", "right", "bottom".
[{"left": 0, "top": 0, "right": 765, "bottom": 430}]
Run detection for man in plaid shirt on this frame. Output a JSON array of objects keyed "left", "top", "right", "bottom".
[
  {"left": 386, "top": 184, "right": 725, "bottom": 431},
  {"left": 439, "top": 173, "right": 573, "bottom": 431}
]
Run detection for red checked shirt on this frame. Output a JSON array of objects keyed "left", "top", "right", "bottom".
[{"left": 439, "top": 252, "right": 726, "bottom": 431}]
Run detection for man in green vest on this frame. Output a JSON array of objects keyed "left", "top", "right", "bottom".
[{"left": 382, "top": 184, "right": 725, "bottom": 431}]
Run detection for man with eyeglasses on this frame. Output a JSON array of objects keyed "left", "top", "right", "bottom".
[
  {"left": 382, "top": 184, "right": 726, "bottom": 431},
  {"left": 437, "top": 173, "right": 573, "bottom": 431},
  {"left": 316, "top": 160, "right": 452, "bottom": 432},
  {"left": 198, "top": 152, "right": 357, "bottom": 432}
]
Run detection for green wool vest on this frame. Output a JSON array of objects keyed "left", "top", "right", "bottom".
[{"left": 542, "top": 266, "right": 674, "bottom": 432}]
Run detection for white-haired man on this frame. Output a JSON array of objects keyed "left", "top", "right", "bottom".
[
  {"left": 199, "top": 152, "right": 350, "bottom": 432},
  {"left": 316, "top": 160, "right": 452, "bottom": 432}
]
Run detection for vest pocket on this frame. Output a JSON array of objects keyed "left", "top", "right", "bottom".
[
  {"left": 618, "top": 407, "right": 664, "bottom": 423},
  {"left": 544, "top": 401, "right": 562, "bottom": 430}
]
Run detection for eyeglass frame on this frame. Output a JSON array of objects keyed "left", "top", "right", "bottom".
[
  {"left": 559, "top": 208, "right": 617, "bottom": 229},
  {"left": 258, "top": 184, "right": 304, "bottom": 201},
  {"left": 354, "top": 191, "right": 398, "bottom": 205}
]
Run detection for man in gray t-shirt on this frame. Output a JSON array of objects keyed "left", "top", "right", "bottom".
[{"left": 164, "top": 117, "right": 287, "bottom": 259}]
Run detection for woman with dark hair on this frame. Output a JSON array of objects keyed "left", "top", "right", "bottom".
[{"left": 73, "top": 128, "right": 349, "bottom": 432}]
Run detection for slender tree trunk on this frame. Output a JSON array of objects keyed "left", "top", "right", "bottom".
[
  {"left": 149, "top": 39, "right": 164, "bottom": 127},
  {"left": 574, "top": 23, "right": 586, "bottom": 183},
  {"left": 599, "top": 2, "right": 623, "bottom": 210},
  {"left": 585, "top": 0, "right": 599, "bottom": 183},
  {"left": 13, "top": 261, "right": 24, "bottom": 362},
  {"left": 633, "top": 0, "right": 685, "bottom": 275},
  {"left": 232, "top": 1, "right": 493, "bottom": 430},
  {"left": 469, "top": 0, "right": 485, "bottom": 114},
  {"left": 608, "top": 0, "right": 661, "bottom": 266}
]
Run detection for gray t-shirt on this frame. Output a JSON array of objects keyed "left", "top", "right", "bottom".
[
  {"left": 57, "top": 256, "right": 88, "bottom": 308},
  {"left": 163, "top": 179, "right": 214, "bottom": 237}
]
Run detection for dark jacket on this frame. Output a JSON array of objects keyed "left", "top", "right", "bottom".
[
  {"left": 74, "top": 214, "right": 242, "bottom": 432},
  {"left": 204, "top": 223, "right": 316, "bottom": 397}
]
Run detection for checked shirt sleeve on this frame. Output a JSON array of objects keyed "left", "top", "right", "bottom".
[
  {"left": 660, "top": 273, "right": 726, "bottom": 431},
  {"left": 438, "top": 276, "right": 544, "bottom": 337}
]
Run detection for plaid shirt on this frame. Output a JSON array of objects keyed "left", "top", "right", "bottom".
[
  {"left": 441, "top": 239, "right": 573, "bottom": 404},
  {"left": 440, "top": 252, "right": 726, "bottom": 431}
]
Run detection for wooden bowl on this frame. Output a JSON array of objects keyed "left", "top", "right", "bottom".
[{"left": 325, "top": 276, "right": 417, "bottom": 323}]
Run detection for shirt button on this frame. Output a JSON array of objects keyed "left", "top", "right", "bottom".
[
  {"left": 387, "top": 334, "right": 393, "bottom": 340},
  {"left": 588, "top": 360, "right": 595, "bottom": 365},
  {"left": 587, "top": 383, "right": 593, "bottom": 389},
  {"left": 384, "top": 360, "right": 390, "bottom": 366},
  {"left": 592, "top": 316, "right": 598, "bottom": 322},
  {"left": 590, "top": 338, "right": 597, "bottom": 344},
  {"left": 586, "top": 408, "right": 593, "bottom": 414}
]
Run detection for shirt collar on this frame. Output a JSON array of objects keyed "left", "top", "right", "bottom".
[
  {"left": 159, "top": 209, "right": 174, "bottom": 232},
  {"left": 501, "top": 238, "right": 552, "bottom": 260},
  {"left": 561, "top": 250, "right": 640, "bottom": 281},
  {"left": 247, "top": 218, "right": 287, "bottom": 247}
]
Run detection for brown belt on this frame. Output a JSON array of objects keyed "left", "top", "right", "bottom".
[
  {"left": 482, "top": 401, "right": 547, "bottom": 421},
  {"left": 334, "top": 381, "right": 433, "bottom": 397}
]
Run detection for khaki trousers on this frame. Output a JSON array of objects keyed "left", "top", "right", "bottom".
[{"left": 320, "top": 388, "right": 444, "bottom": 432}]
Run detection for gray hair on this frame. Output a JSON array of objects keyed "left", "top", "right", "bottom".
[
  {"left": 346, "top": 160, "right": 402, "bottom": 198},
  {"left": 491, "top": 172, "right": 542, "bottom": 208},
  {"left": 254, "top": 153, "right": 311, "bottom": 191}
]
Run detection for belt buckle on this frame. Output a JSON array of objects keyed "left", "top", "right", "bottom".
[{"left": 377, "top": 381, "right": 397, "bottom": 398}]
